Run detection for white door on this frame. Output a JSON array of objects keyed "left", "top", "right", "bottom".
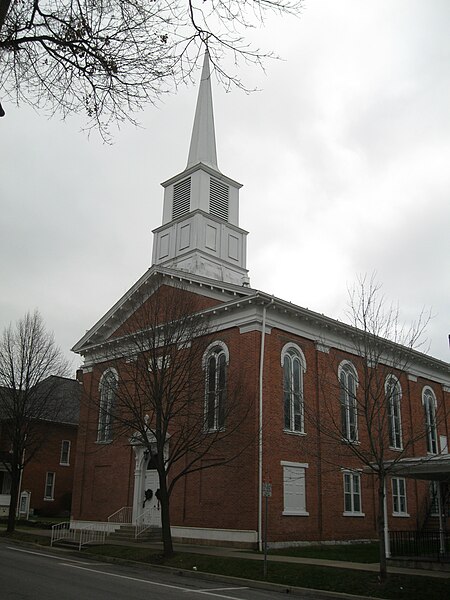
[{"left": 143, "top": 468, "right": 161, "bottom": 526}]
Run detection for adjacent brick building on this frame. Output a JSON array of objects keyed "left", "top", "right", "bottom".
[
  {"left": 0, "top": 376, "right": 80, "bottom": 518},
  {"left": 71, "top": 53, "right": 450, "bottom": 548}
]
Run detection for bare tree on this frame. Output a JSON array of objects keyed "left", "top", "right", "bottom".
[
  {"left": 0, "top": 310, "right": 70, "bottom": 533},
  {"left": 0, "top": 0, "right": 302, "bottom": 136},
  {"left": 302, "top": 275, "right": 436, "bottom": 582},
  {"left": 85, "top": 280, "right": 251, "bottom": 557}
]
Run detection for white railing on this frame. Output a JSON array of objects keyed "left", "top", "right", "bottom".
[
  {"left": 78, "top": 523, "right": 108, "bottom": 550},
  {"left": 51, "top": 522, "right": 72, "bottom": 546},
  {"left": 134, "top": 507, "right": 160, "bottom": 538},
  {"left": 107, "top": 506, "right": 133, "bottom": 525},
  {"left": 51, "top": 522, "right": 108, "bottom": 550}
]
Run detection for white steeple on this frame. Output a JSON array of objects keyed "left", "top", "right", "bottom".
[
  {"left": 187, "top": 52, "right": 218, "bottom": 171},
  {"left": 151, "top": 52, "right": 249, "bottom": 286}
]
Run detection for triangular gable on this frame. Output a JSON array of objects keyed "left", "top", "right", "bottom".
[{"left": 72, "top": 265, "right": 255, "bottom": 355}]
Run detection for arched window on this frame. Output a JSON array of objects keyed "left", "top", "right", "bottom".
[
  {"left": 339, "top": 361, "right": 358, "bottom": 442},
  {"left": 386, "top": 375, "right": 402, "bottom": 449},
  {"left": 281, "top": 344, "right": 306, "bottom": 433},
  {"left": 203, "top": 342, "right": 228, "bottom": 432},
  {"left": 97, "top": 369, "right": 118, "bottom": 443},
  {"left": 423, "top": 387, "right": 438, "bottom": 454}
]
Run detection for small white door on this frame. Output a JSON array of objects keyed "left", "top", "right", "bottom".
[{"left": 143, "top": 466, "right": 161, "bottom": 526}]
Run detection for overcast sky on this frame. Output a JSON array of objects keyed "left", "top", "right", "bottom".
[{"left": 1, "top": 0, "right": 449, "bottom": 371}]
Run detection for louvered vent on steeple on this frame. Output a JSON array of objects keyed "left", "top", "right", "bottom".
[
  {"left": 172, "top": 178, "right": 191, "bottom": 220},
  {"left": 209, "top": 178, "right": 229, "bottom": 221}
]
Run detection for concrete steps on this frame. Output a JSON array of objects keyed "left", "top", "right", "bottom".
[{"left": 107, "top": 524, "right": 162, "bottom": 543}]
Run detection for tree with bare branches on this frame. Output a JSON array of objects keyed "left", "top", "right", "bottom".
[
  {"left": 0, "top": 0, "right": 302, "bottom": 136},
  {"left": 0, "top": 310, "right": 70, "bottom": 532},
  {"left": 84, "top": 280, "right": 251, "bottom": 557},
  {"left": 302, "top": 275, "right": 436, "bottom": 582}
]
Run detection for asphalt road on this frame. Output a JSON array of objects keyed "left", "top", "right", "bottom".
[{"left": 0, "top": 543, "right": 325, "bottom": 600}]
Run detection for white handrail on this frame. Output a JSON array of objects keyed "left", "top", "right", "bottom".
[
  {"left": 134, "top": 507, "right": 160, "bottom": 538},
  {"left": 107, "top": 506, "right": 133, "bottom": 524},
  {"left": 78, "top": 523, "right": 107, "bottom": 550},
  {"left": 51, "top": 522, "right": 71, "bottom": 546}
]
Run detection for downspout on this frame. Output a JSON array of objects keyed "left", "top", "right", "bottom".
[{"left": 258, "top": 298, "right": 274, "bottom": 552}]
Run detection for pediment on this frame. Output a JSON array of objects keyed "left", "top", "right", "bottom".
[{"left": 72, "top": 265, "right": 254, "bottom": 355}]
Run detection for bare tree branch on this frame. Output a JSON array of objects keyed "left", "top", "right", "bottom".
[{"left": 0, "top": 0, "right": 302, "bottom": 137}]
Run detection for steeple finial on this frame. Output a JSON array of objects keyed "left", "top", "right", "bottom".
[{"left": 186, "top": 51, "right": 218, "bottom": 171}]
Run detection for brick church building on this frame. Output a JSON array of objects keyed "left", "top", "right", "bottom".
[{"left": 71, "top": 54, "right": 450, "bottom": 549}]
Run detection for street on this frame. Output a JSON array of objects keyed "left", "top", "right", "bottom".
[{"left": 0, "top": 543, "right": 324, "bottom": 600}]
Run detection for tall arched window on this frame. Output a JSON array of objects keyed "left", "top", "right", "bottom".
[
  {"left": 423, "top": 387, "right": 438, "bottom": 454},
  {"left": 281, "top": 344, "right": 306, "bottom": 434},
  {"left": 339, "top": 362, "right": 358, "bottom": 442},
  {"left": 386, "top": 375, "right": 402, "bottom": 449},
  {"left": 97, "top": 369, "right": 118, "bottom": 443},
  {"left": 203, "top": 342, "right": 228, "bottom": 432}
]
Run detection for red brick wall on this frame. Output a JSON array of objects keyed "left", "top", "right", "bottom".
[
  {"left": 72, "top": 297, "right": 450, "bottom": 544},
  {"left": 20, "top": 422, "right": 78, "bottom": 517}
]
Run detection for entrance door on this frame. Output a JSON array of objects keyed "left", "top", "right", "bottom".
[{"left": 143, "top": 458, "right": 161, "bottom": 527}]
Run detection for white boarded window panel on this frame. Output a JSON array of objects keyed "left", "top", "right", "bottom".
[
  {"left": 205, "top": 224, "right": 217, "bottom": 251},
  {"left": 283, "top": 466, "right": 307, "bottom": 514},
  {"left": 210, "top": 178, "right": 229, "bottom": 221},
  {"left": 179, "top": 224, "right": 191, "bottom": 250},
  {"left": 228, "top": 234, "right": 239, "bottom": 261},
  {"left": 159, "top": 234, "right": 170, "bottom": 258},
  {"left": 173, "top": 178, "right": 191, "bottom": 220}
]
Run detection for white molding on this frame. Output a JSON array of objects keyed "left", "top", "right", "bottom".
[
  {"left": 281, "top": 461, "right": 309, "bottom": 469},
  {"left": 171, "top": 525, "right": 257, "bottom": 544}
]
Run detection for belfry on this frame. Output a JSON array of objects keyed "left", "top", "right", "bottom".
[{"left": 151, "top": 53, "right": 250, "bottom": 286}]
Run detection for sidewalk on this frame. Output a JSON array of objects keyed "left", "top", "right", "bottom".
[{"left": 7, "top": 526, "right": 450, "bottom": 580}]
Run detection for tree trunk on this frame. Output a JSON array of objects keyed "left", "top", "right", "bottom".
[
  {"left": 377, "top": 474, "right": 387, "bottom": 583},
  {"left": 159, "top": 471, "right": 173, "bottom": 558},
  {"left": 7, "top": 467, "right": 20, "bottom": 534}
]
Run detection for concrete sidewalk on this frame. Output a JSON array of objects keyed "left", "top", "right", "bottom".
[{"left": 7, "top": 526, "right": 450, "bottom": 580}]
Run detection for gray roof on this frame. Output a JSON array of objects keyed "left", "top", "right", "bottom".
[{"left": 0, "top": 376, "right": 80, "bottom": 426}]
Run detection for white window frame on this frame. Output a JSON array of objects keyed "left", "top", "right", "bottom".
[
  {"left": 422, "top": 387, "right": 438, "bottom": 455},
  {"left": 338, "top": 362, "right": 359, "bottom": 443},
  {"left": 281, "top": 343, "right": 306, "bottom": 435},
  {"left": 281, "top": 461, "right": 309, "bottom": 516},
  {"left": 386, "top": 375, "right": 402, "bottom": 450},
  {"left": 203, "top": 341, "right": 229, "bottom": 432},
  {"left": 391, "top": 477, "right": 409, "bottom": 516},
  {"left": 44, "top": 472, "right": 55, "bottom": 500},
  {"left": 60, "top": 440, "right": 71, "bottom": 465},
  {"left": 343, "top": 470, "right": 364, "bottom": 516},
  {"left": 97, "top": 368, "right": 118, "bottom": 443},
  {"left": 0, "top": 469, "right": 12, "bottom": 494},
  {"left": 429, "top": 481, "right": 440, "bottom": 516}
]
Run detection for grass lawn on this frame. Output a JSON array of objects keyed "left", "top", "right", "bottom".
[
  {"left": 1, "top": 530, "right": 448, "bottom": 600},
  {"left": 267, "top": 542, "right": 380, "bottom": 563},
  {"left": 84, "top": 544, "right": 449, "bottom": 600}
]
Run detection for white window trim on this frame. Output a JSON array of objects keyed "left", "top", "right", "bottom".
[
  {"left": 44, "top": 472, "right": 55, "bottom": 501},
  {"left": 59, "top": 440, "right": 71, "bottom": 466},
  {"left": 386, "top": 375, "right": 403, "bottom": 451},
  {"left": 203, "top": 342, "right": 229, "bottom": 433},
  {"left": 281, "top": 461, "right": 309, "bottom": 516},
  {"left": 391, "top": 477, "right": 409, "bottom": 517},
  {"left": 281, "top": 343, "right": 306, "bottom": 435},
  {"left": 342, "top": 470, "right": 365, "bottom": 517},
  {"left": 338, "top": 361, "right": 359, "bottom": 443},
  {"left": 97, "top": 368, "right": 119, "bottom": 444},
  {"left": 202, "top": 340, "right": 230, "bottom": 368},
  {"left": 422, "top": 386, "right": 438, "bottom": 455}
]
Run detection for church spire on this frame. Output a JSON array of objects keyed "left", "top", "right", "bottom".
[
  {"left": 152, "top": 50, "right": 249, "bottom": 286},
  {"left": 186, "top": 51, "right": 218, "bottom": 171}
]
